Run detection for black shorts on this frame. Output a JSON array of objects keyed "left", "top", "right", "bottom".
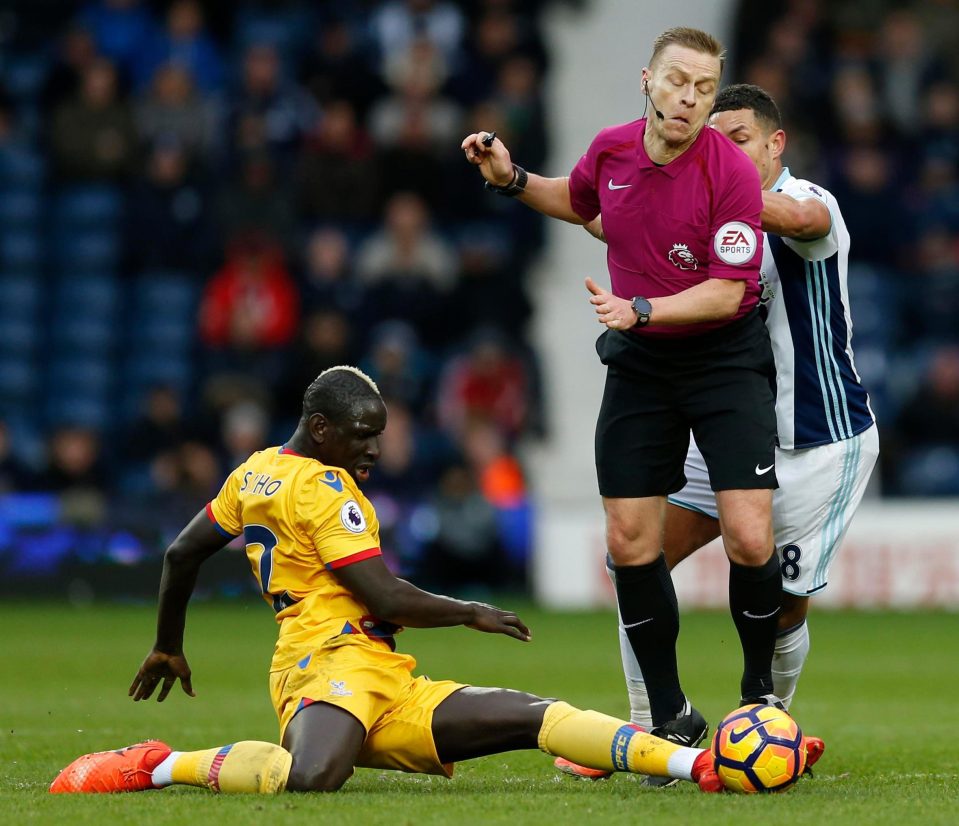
[{"left": 594, "top": 310, "right": 778, "bottom": 498}]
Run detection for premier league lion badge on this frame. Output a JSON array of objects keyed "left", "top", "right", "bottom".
[{"left": 668, "top": 243, "right": 699, "bottom": 270}]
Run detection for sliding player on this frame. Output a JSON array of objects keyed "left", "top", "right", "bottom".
[{"left": 51, "top": 366, "right": 727, "bottom": 795}]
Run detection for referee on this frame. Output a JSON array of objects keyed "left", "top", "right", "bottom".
[{"left": 462, "top": 27, "right": 783, "bottom": 750}]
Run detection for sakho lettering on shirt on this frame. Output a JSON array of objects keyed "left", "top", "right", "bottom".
[{"left": 240, "top": 471, "right": 283, "bottom": 496}]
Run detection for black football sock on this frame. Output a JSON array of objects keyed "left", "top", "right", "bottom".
[
  {"left": 729, "top": 553, "right": 782, "bottom": 701},
  {"left": 613, "top": 554, "right": 685, "bottom": 727}
]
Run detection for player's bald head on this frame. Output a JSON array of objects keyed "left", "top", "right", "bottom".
[{"left": 301, "top": 366, "right": 382, "bottom": 425}]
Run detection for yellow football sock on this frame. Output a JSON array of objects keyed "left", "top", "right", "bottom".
[
  {"left": 170, "top": 741, "right": 292, "bottom": 793},
  {"left": 538, "top": 701, "right": 696, "bottom": 780}
]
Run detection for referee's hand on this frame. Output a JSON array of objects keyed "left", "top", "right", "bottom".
[
  {"left": 586, "top": 277, "right": 637, "bottom": 330},
  {"left": 461, "top": 131, "right": 514, "bottom": 187}
]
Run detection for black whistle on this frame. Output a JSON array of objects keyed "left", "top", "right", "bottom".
[{"left": 481, "top": 131, "right": 496, "bottom": 147}]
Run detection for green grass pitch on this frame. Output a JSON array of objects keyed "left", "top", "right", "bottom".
[{"left": 2, "top": 601, "right": 957, "bottom": 825}]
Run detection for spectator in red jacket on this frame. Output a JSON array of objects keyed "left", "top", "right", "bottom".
[
  {"left": 199, "top": 234, "right": 299, "bottom": 351},
  {"left": 436, "top": 328, "right": 529, "bottom": 442}
]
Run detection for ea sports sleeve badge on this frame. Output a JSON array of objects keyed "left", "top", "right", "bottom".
[{"left": 714, "top": 222, "right": 758, "bottom": 266}]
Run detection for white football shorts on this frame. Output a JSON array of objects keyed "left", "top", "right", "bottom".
[{"left": 669, "top": 425, "right": 879, "bottom": 596}]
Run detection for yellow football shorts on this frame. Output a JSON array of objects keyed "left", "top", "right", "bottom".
[{"left": 269, "top": 639, "right": 466, "bottom": 777}]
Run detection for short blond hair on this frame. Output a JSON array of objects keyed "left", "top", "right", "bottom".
[
  {"left": 650, "top": 26, "right": 725, "bottom": 75},
  {"left": 302, "top": 366, "right": 381, "bottom": 423},
  {"left": 317, "top": 365, "right": 380, "bottom": 395}
]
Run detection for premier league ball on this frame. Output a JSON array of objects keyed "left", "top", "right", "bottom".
[{"left": 711, "top": 704, "right": 806, "bottom": 793}]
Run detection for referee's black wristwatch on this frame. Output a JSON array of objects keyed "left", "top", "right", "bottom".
[
  {"left": 485, "top": 164, "right": 528, "bottom": 197},
  {"left": 630, "top": 296, "right": 652, "bottom": 327}
]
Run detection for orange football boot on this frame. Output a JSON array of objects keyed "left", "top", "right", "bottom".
[
  {"left": 802, "top": 735, "right": 825, "bottom": 775},
  {"left": 49, "top": 740, "right": 172, "bottom": 793},
  {"left": 553, "top": 756, "right": 613, "bottom": 780},
  {"left": 691, "top": 749, "right": 724, "bottom": 793}
]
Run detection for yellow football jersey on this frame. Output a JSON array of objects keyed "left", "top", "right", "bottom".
[{"left": 207, "top": 445, "right": 399, "bottom": 670}]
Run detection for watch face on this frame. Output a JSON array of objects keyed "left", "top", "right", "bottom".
[{"left": 632, "top": 297, "right": 651, "bottom": 325}]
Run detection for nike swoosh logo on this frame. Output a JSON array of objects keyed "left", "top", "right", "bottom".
[
  {"left": 608, "top": 179, "right": 632, "bottom": 190},
  {"left": 743, "top": 607, "right": 781, "bottom": 620},
  {"left": 754, "top": 463, "right": 774, "bottom": 475},
  {"left": 729, "top": 720, "right": 769, "bottom": 744},
  {"left": 623, "top": 617, "right": 654, "bottom": 629}
]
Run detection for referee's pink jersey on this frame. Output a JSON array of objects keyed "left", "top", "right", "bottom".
[{"left": 569, "top": 118, "right": 764, "bottom": 337}]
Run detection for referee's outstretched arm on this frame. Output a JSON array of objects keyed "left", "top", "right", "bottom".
[{"left": 461, "top": 131, "right": 586, "bottom": 225}]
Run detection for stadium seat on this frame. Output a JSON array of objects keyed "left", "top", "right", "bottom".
[
  {"left": 53, "top": 230, "right": 120, "bottom": 271},
  {"left": 847, "top": 265, "right": 902, "bottom": 345},
  {"left": 452, "top": 221, "right": 515, "bottom": 262},
  {"left": 0, "top": 318, "right": 41, "bottom": 355},
  {"left": 53, "top": 186, "right": 123, "bottom": 229},
  {"left": 849, "top": 296, "right": 889, "bottom": 346},
  {"left": 0, "top": 272, "right": 42, "bottom": 313},
  {"left": 133, "top": 271, "right": 199, "bottom": 318},
  {"left": 2, "top": 52, "right": 51, "bottom": 100},
  {"left": 45, "top": 358, "right": 113, "bottom": 427},
  {"left": 888, "top": 347, "right": 939, "bottom": 408},
  {"left": 0, "top": 190, "right": 42, "bottom": 228},
  {"left": 0, "top": 229, "right": 43, "bottom": 269},
  {"left": 854, "top": 343, "right": 890, "bottom": 422},
  {"left": 846, "top": 263, "right": 891, "bottom": 298},
  {"left": 0, "top": 357, "right": 40, "bottom": 400},
  {"left": 44, "top": 393, "right": 112, "bottom": 430},
  {"left": 234, "top": 6, "right": 314, "bottom": 55},
  {"left": 16, "top": 103, "right": 43, "bottom": 144},
  {"left": 50, "top": 317, "right": 117, "bottom": 353},
  {"left": 53, "top": 273, "right": 121, "bottom": 319},
  {"left": 0, "top": 146, "right": 45, "bottom": 187},
  {"left": 124, "top": 354, "right": 193, "bottom": 389},
  {"left": 899, "top": 446, "right": 959, "bottom": 497},
  {"left": 47, "top": 357, "right": 114, "bottom": 395},
  {"left": 132, "top": 318, "right": 195, "bottom": 352},
  {"left": 117, "top": 464, "right": 158, "bottom": 498},
  {"left": 127, "top": 274, "right": 198, "bottom": 366},
  {"left": 0, "top": 413, "right": 44, "bottom": 466}
]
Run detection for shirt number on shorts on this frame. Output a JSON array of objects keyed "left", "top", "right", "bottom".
[{"left": 780, "top": 544, "right": 802, "bottom": 582}]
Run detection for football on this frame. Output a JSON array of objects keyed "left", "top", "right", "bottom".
[{"left": 711, "top": 704, "right": 807, "bottom": 793}]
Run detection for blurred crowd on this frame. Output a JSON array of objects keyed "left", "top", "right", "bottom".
[
  {"left": 0, "top": 0, "right": 570, "bottom": 591},
  {"left": 732, "top": 0, "right": 959, "bottom": 495}
]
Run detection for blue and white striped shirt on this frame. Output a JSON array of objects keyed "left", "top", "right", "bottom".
[{"left": 761, "top": 168, "right": 875, "bottom": 449}]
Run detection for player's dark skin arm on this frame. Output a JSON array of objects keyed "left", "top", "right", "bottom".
[
  {"left": 286, "top": 554, "right": 537, "bottom": 791},
  {"left": 286, "top": 563, "right": 548, "bottom": 789},
  {"left": 129, "top": 511, "right": 228, "bottom": 702},
  {"left": 332, "top": 556, "right": 531, "bottom": 641}
]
